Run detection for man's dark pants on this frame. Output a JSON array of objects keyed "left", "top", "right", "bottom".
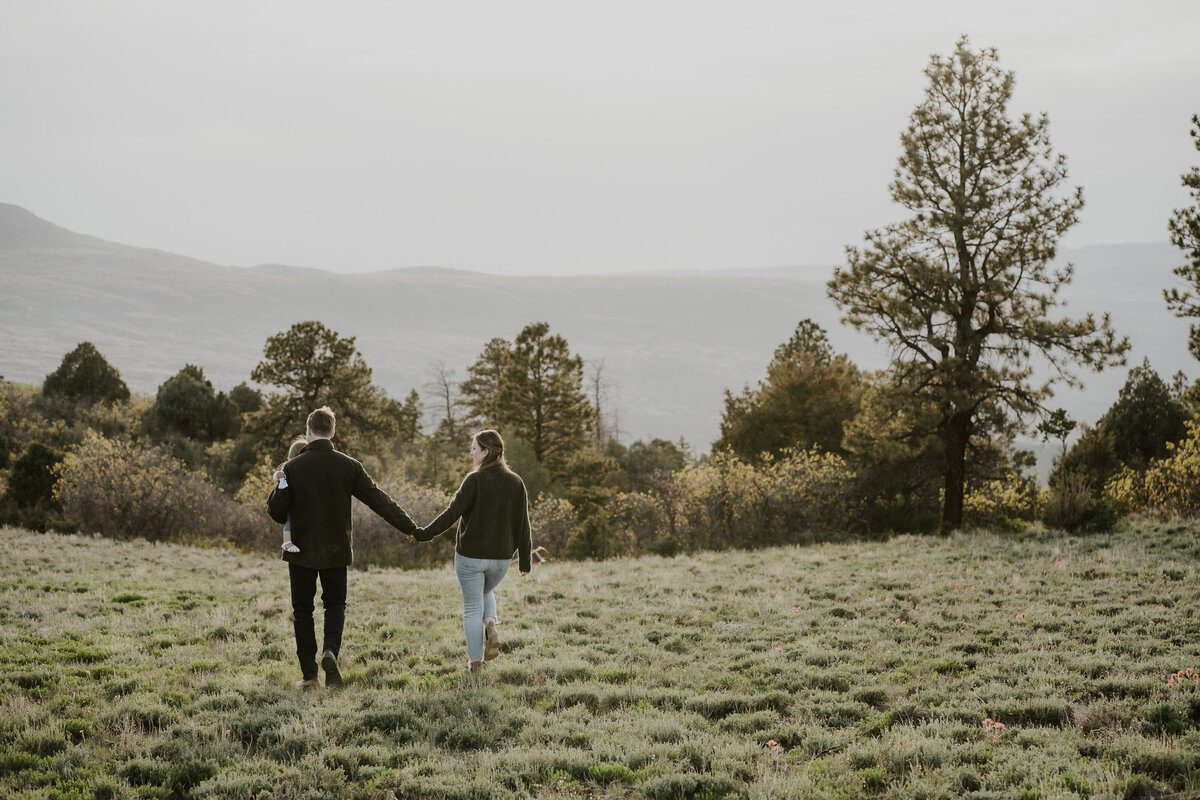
[{"left": 288, "top": 564, "right": 347, "bottom": 680}]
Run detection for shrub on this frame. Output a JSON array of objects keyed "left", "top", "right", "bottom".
[
  {"left": 566, "top": 512, "right": 636, "bottom": 561},
  {"left": 54, "top": 430, "right": 271, "bottom": 546},
  {"left": 640, "top": 773, "right": 736, "bottom": 800},
  {"left": 664, "top": 449, "right": 856, "bottom": 551},
  {"left": 606, "top": 491, "right": 671, "bottom": 553},
  {"left": 1042, "top": 474, "right": 1117, "bottom": 533},
  {"left": 7, "top": 442, "right": 64, "bottom": 509},
  {"left": 1139, "top": 419, "right": 1200, "bottom": 518},
  {"left": 351, "top": 476, "right": 453, "bottom": 568},
  {"left": 1104, "top": 465, "right": 1149, "bottom": 517},
  {"left": 530, "top": 496, "right": 580, "bottom": 558},
  {"left": 963, "top": 472, "right": 1045, "bottom": 529}
]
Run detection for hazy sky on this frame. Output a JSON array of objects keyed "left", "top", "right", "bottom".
[{"left": 3, "top": 1, "right": 1197, "bottom": 275}]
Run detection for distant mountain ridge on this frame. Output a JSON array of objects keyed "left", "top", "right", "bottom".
[
  {"left": 0, "top": 204, "right": 1191, "bottom": 462},
  {"left": 0, "top": 202, "right": 106, "bottom": 251}
]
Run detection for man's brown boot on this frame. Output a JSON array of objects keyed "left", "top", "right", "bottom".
[{"left": 322, "top": 650, "right": 343, "bottom": 687}]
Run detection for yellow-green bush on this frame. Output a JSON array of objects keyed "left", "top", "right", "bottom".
[
  {"left": 1115, "top": 418, "right": 1200, "bottom": 518},
  {"left": 606, "top": 491, "right": 672, "bottom": 554},
  {"left": 54, "top": 430, "right": 269, "bottom": 547},
  {"left": 528, "top": 496, "right": 579, "bottom": 558},
  {"left": 1102, "top": 465, "right": 1148, "bottom": 518},
  {"left": 635, "top": 448, "right": 857, "bottom": 552},
  {"left": 962, "top": 472, "right": 1046, "bottom": 530}
]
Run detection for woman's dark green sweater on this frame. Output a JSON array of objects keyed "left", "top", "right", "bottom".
[{"left": 416, "top": 467, "right": 533, "bottom": 572}]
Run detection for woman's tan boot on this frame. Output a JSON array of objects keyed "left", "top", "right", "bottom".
[{"left": 484, "top": 618, "right": 500, "bottom": 661}]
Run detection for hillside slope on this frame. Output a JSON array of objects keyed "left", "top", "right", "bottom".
[{"left": 0, "top": 203, "right": 1190, "bottom": 450}]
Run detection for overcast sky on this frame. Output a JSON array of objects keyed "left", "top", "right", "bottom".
[{"left": 2, "top": 1, "right": 1197, "bottom": 275}]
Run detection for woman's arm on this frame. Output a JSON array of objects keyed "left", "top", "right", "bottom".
[
  {"left": 414, "top": 474, "right": 477, "bottom": 542},
  {"left": 517, "top": 480, "right": 533, "bottom": 574}
]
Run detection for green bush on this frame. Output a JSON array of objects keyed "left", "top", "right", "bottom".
[
  {"left": 7, "top": 443, "right": 63, "bottom": 509},
  {"left": 1042, "top": 474, "right": 1117, "bottom": 533},
  {"left": 640, "top": 773, "right": 736, "bottom": 800},
  {"left": 42, "top": 342, "right": 130, "bottom": 406}
]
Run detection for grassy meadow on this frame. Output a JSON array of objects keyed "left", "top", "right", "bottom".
[{"left": 2, "top": 523, "right": 1199, "bottom": 800}]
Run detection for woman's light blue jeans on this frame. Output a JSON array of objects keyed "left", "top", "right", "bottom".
[{"left": 454, "top": 553, "right": 511, "bottom": 662}]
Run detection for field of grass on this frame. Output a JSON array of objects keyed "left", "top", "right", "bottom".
[{"left": 1, "top": 523, "right": 1199, "bottom": 800}]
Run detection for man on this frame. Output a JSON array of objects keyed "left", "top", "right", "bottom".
[{"left": 268, "top": 405, "right": 417, "bottom": 689}]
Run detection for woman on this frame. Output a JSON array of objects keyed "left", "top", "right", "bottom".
[{"left": 413, "top": 430, "right": 532, "bottom": 672}]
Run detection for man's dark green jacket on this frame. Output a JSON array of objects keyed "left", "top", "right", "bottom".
[{"left": 267, "top": 438, "right": 416, "bottom": 569}]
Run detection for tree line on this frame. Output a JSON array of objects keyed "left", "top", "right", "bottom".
[{"left": 3, "top": 38, "right": 1199, "bottom": 560}]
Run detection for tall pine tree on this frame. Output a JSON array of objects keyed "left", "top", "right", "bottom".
[
  {"left": 463, "top": 322, "right": 592, "bottom": 475},
  {"left": 246, "top": 321, "right": 399, "bottom": 456},
  {"left": 460, "top": 337, "right": 511, "bottom": 430},
  {"left": 827, "top": 38, "right": 1128, "bottom": 531},
  {"left": 1164, "top": 114, "right": 1200, "bottom": 360}
]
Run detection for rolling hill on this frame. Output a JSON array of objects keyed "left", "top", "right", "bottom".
[{"left": 0, "top": 203, "right": 1191, "bottom": 458}]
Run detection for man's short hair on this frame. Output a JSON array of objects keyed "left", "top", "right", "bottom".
[{"left": 307, "top": 406, "right": 336, "bottom": 437}]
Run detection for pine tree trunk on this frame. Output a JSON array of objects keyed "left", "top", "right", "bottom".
[{"left": 941, "top": 413, "right": 971, "bottom": 533}]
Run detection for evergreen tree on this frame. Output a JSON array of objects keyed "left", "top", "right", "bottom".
[
  {"left": 246, "top": 321, "right": 399, "bottom": 456},
  {"left": 386, "top": 389, "right": 423, "bottom": 446},
  {"left": 607, "top": 437, "right": 689, "bottom": 493},
  {"left": 1097, "top": 359, "right": 1187, "bottom": 472},
  {"left": 827, "top": 38, "right": 1128, "bottom": 531},
  {"left": 43, "top": 342, "right": 130, "bottom": 405},
  {"left": 559, "top": 448, "right": 628, "bottom": 516},
  {"left": 460, "top": 338, "right": 510, "bottom": 429},
  {"left": 1036, "top": 408, "right": 1076, "bottom": 467},
  {"left": 497, "top": 322, "right": 592, "bottom": 474},
  {"left": 228, "top": 382, "right": 263, "bottom": 415},
  {"left": 207, "top": 392, "right": 241, "bottom": 440},
  {"left": 153, "top": 364, "right": 216, "bottom": 439},
  {"left": 772, "top": 319, "right": 834, "bottom": 365},
  {"left": 716, "top": 320, "right": 863, "bottom": 461},
  {"left": 1164, "top": 114, "right": 1200, "bottom": 359},
  {"left": 1053, "top": 423, "right": 1120, "bottom": 491}
]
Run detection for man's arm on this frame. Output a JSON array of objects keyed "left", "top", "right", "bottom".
[{"left": 352, "top": 466, "right": 417, "bottom": 534}]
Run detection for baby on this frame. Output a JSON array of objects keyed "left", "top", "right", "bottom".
[{"left": 274, "top": 437, "right": 307, "bottom": 553}]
